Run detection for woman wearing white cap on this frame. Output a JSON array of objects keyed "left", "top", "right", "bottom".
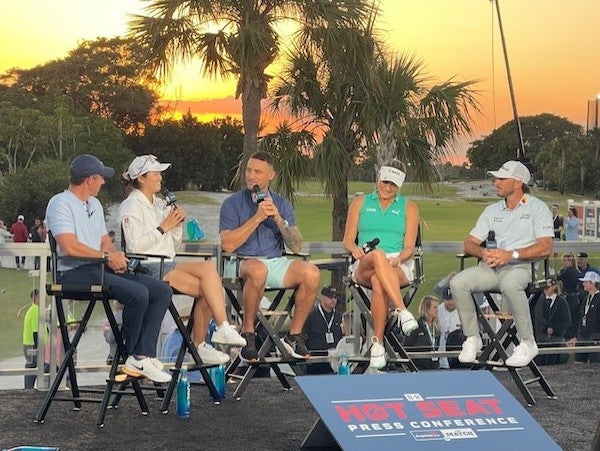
[
  {"left": 118, "top": 155, "right": 246, "bottom": 365},
  {"left": 342, "top": 159, "right": 419, "bottom": 369}
]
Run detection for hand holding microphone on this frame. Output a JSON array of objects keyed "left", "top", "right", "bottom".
[
  {"left": 253, "top": 184, "right": 278, "bottom": 219},
  {"left": 160, "top": 188, "right": 186, "bottom": 231},
  {"left": 362, "top": 237, "right": 380, "bottom": 254},
  {"left": 162, "top": 188, "right": 178, "bottom": 207},
  {"left": 253, "top": 185, "right": 266, "bottom": 204}
]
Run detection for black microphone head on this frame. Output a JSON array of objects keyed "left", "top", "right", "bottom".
[
  {"left": 487, "top": 230, "right": 495, "bottom": 241},
  {"left": 253, "top": 185, "right": 266, "bottom": 203},
  {"left": 372, "top": 238, "right": 380, "bottom": 246},
  {"left": 162, "top": 188, "right": 177, "bottom": 206}
]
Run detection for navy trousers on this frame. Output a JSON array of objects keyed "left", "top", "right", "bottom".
[{"left": 59, "top": 264, "right": 172, "bottom": 357}]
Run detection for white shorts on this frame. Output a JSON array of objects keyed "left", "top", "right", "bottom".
[{"left": 350, "top": 252, "right": 415, "bottom": 284}]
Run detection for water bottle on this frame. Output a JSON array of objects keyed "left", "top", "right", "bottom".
[
  {"left": 338, "top": 353, "right": 350, "bottom": 375},
  {"left": 209, "top": 364, "right": 226, "bottom": 399},
  {"left": 176, "top": 368, "right": 190, "bottom": 418},
  {"left": 485, "top": 230, "right": 497, "bottom": 250},
  {"left": 185, "top": 219, "right": 204, "bottom": 241}
]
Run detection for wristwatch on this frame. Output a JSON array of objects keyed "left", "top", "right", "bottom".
[{"left": 512, "top": 250, "right": 520, "bottom": 260}]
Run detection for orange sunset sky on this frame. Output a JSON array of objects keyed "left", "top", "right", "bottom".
[{"left": 2, "top": 0, "right": 599, "bottom": 163}]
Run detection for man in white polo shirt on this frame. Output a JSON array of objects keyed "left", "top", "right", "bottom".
[{"left": 450, "top": 160, "right": 554, "bottom": 367}]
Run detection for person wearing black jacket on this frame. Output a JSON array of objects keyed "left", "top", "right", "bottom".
[
  {"left": 303, "top": 285, "right": 343, "bottom": 374},
  {"left": 533, "top": 279, "right": 571, "bottom": 365},
  {"left": 558, "top": 252, "right": 582, "bottom": 339},
  {"left": 403, "top": 295, "right": 440, "bottom": 370},
  {"left": 567, "top": 271, "right": 600, "bottom": 363}
]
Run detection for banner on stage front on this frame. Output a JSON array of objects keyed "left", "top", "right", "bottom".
[{"left": 297, "top": 371, "right": 560, "bottom": 451}]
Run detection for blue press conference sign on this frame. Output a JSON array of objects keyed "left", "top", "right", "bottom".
[{"left": 297, "top": 371, "right": 560, "bottom": 450}]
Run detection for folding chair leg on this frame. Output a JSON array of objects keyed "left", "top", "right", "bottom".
[
  {"left": 159, "top": 299, "right": 221, "bottom": 413},
  {"left": 35, "top": 299, "right": 96, "bottom": 423}
]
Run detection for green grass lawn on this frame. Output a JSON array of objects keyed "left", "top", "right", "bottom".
[{"left": 0, "top": 179, "right": 580, "bottom": 361}]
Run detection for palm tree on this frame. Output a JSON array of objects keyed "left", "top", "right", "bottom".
[
  {"left": 269, "top": 16, "right": 479, "bottom": 240},
  {"left": 367, "top": 54, "right": 479, "bottom": 190},
  {"left": 127, "top": 0, "right": 375, "bottom": 180},
  {"left": 270, "top": 18, "right": 381, "bottom": 239}
]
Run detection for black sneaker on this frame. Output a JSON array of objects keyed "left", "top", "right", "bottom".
[
  {"left": 283, "top": 333, "right": 310, "bottom": 359},
  {"left": 240, "top": 332, "right": 259, "bottom": 363}
]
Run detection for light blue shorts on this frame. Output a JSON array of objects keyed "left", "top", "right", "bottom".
[{"left": 223, "top": 256, "right": 292, "bottom": 289}]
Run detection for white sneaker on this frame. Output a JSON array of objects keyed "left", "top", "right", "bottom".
[
  {"left": 369, "top": 337, "right": 386, "bottom": 369},
  {"left": 123, "top": 356, "right": 172, "bottom": 383},
  {"left": 505, "top": 340, "right": 538, "bottom": 367},
  {"left": 197, "top": 342, "right": 230, "bottom": 365},
  {"left": 395, "top": 309, "right": 418, "bottom": 335},
  {"left": 211, "top": 322, "right": 247, "bottom": 347},
  {"left": 149, "top": 357, "right": 164, "bottom": 371},
  {"left": 458, "top": 335, "right": 483, "bottom": 363}
]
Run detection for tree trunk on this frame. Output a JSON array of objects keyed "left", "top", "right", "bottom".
[
  {"left": 376, "top": 125, "right": 397, "bottom": 173},
  {"left": 330, "top": 182, "right": 350, "bottom": 307}
]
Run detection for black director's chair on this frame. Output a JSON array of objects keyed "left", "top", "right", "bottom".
[
  {"left": 119, "top": 230, "right": 223, "bottom": 408},
  {"left": 221, "top": 252, "right": 323, "bottom": 399},
  {"left": 457, "top": 255, "right": 556, "bottom": 406},
  {"left": 344, "top": 229, "right": 425, "bottom": 373},
  {"left": 35, "top": 232, "right": 149, "bottom": 427}
]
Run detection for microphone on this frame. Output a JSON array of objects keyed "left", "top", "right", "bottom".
[
  {"left": 485, "top": 231, "right": 497, "bottom": 249},
  {"left": 362, "top": 237, "right": 380, "bottom": 254},
  {"left": 253, "top": 185, "right": 266, "bottom": 204},
  {"left": 162, "top": 188, "right": 177, "bottom": 207}
]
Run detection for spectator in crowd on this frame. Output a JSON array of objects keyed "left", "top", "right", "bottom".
[
  {"left": 564, "top": 207, "right": 579, "bottom": 241},
  {"left": 577, "top": 252, "right": 600, "bottom": 280},
  {"left": 11, "top": 215, "right": 28, "bottom": 269},
  {"left": 558, "top": 252, "right": 582, "bottom": 339},
  {"left": 403, "top": 295, "right": 440, "bottom": 370},
  {"left": 119, "top": 154, "right": 246, "bottom": 365},
  {"left": 29, "top": 218, "right": 43, "bottom": 270},
  {"left": 449, "top": 160, "right": 553, "bottom": 367},
  {"left": 22, "top": 289, "right": 41, "bottom": 389},
  {"left": 533, "top": 278, "right": 571, "bottom": 365},
  {"left": 46, "top": 154, "right": 172, "bottom": 383},
  {"left": 437, "top": 286, "right": 464, "bottom": 369},
  {"left": 566, "top": 271, "right": 600, "bottom": 363},
  {"left": 219, "top": 151, "right": 320, "bottom": 363},
  {"left": 342, "top": 159, "right": 419, "bottom": 370},
  {"left": 0, "top": 220, "right": 13, "bottom": 267},
  {"left": 551, "top": 204, "right": 563, "bottom": 240},
  {"left": 303, "top": 285, "right": 344, "bottom": 374}
]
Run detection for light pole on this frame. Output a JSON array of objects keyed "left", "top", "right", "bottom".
[{"left": 587, "top": 94, "right": 600, "bottom": 134}]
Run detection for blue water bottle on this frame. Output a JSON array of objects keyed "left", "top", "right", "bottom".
[
  {"left": 338, "top": 353, "right": 350, "bottom": 375},
  {"left": 176, "top": 368, "right": 190, "bottom": 418},
  {"left": 209, "top": 364, "right": 226, "bottom": 399}
]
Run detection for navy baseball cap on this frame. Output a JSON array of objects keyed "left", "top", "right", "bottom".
[
  {"left": 321, "top": 285, "right": 338, "bottom": 299},
  {"left": 441, "top": 287, "right": 453, "bottom": 300},
  {"left": 70, "top": 154, "right": 115, "bottom": 179}
]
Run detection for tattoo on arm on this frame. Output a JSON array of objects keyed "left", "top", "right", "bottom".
[{"left": 281, "top": 225, "right": 303, "bottom": 253}]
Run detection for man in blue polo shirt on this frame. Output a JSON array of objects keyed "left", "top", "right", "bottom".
[
  {"left": 450, "top": 160, "right": 554, "bottom": 367},
  {"left": 45, "top": 154, "right": 172, "bottom": 383},
  {"left": 219, "top": 151, "right": 320, "bottom": 362}
]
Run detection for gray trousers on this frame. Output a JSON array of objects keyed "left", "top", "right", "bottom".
[{"left": 449, "top": 262, "right": 534, "bottom": 341}]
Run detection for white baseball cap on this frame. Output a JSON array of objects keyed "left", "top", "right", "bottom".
[
  {"left": 579, "top": 271, "right": 600, "bottom": 283},
  {"left": 126, "top": 155, "right": 171, "bottom": 180},
  {"left": 487, "top": 160, "right": 530, "bottom": 184}
]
